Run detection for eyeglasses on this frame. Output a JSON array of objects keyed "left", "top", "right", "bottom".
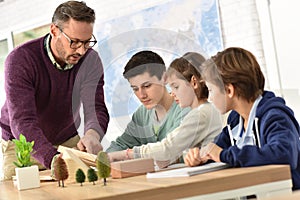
[{"left": 57, "top": 26, "right": 97, "bottom": 49}]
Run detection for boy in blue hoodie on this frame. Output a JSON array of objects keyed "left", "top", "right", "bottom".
[{"left": 184, "top": 47, "right": 300, "bottom": 190}]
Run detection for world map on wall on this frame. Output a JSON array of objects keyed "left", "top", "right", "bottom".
[{"left": 96, "top": 0, "right": 223, "bottom": 118}]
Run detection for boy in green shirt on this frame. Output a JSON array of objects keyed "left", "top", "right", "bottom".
[{"left": 106, "top": 51, "right": 189, "bottom": 152}]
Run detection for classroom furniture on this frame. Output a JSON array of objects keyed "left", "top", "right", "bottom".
[
  {"left": 0, "top": 165, "right": 292, "bottom": 200},
  {"left": 260, "top": 190, "right": 300, "bottom": 200}
]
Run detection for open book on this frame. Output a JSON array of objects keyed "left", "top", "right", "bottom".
[
  {"left": 147, "top": 162, "right": 229, "bottom": 178},
  {"left": 57, "top": 145, "right": 97, "bottom": 167}
]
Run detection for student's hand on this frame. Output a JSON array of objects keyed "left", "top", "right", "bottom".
[
  {"left": 77, "top": 129, "right": 103, "bottom": 154},
  {"left": 107, "top": 150, "right": 127, "bottom": 162},
  {"left": 198, "top": 143, "right": 215, "bottom": 163},
  {"left": 184, "top": 147, "right": 203, "bottom": 167},
  {"left": 204, "top": 143, "right": 222, "bottom": 162}
]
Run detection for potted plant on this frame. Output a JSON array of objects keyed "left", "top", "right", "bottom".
[{"left": 13, "top": 133, "right": 40, "bottom": 190}]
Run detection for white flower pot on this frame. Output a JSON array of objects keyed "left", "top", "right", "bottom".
[{"left": 15, "top": 165, "right": 40, "bottom": 190}]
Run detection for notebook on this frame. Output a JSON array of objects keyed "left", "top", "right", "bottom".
[{"left": 146, "top": 162, "right": 229, "bottom": 178}]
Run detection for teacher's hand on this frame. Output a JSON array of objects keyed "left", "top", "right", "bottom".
[{"left": 77, "top": 129, "right": 103, "bottom": 154}]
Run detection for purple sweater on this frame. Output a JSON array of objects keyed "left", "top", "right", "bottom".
[{"left": 0, "top": 34, "right": 109, "bottom": 168}]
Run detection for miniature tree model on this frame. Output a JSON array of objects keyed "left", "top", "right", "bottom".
[
  {"left": 96, "top": 151, "right": 111, "bottom": 186},
  {"left": 87, "top": 168, "right": 98, "bottom": 185},
  {"left": 53, "top": 156, "right": 69, "bottom": 187},
  {"left": 76, "top": 168, "right": 86, "bottom": 186},
  {"left": 12, "top": 134, "right": 34, "bottom": 168}
]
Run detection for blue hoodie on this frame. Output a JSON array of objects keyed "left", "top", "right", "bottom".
[{"left": 216, "top": 91, "right": 300, "bottom": 190}]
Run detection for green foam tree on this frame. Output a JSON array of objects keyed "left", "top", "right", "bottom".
[
  {"left": 87, "top": 168, "right": 98, "bottom": 185},
  {"left": 76, "top": 168, "right": 86, "bottom": 186},
  {"left": 96, "top": 151, "right": 111, "bottom": 186}
]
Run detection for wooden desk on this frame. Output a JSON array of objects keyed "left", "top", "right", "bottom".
[
  {"left": 0, "top": 165, "right": 292, "bottom": 200},
  {"left": 261, "top": 191, "right": 300, "bottom": 200}
]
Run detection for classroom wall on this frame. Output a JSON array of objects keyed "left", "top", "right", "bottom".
[
  {"left": 0, "top": 0, "right": 171, "bottom": 34},
  {"left": 219, "top": 1, "right": 300, "bottom": 122}
]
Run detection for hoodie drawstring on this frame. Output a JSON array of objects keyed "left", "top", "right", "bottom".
[
  {"left": 227, "top": 124, "right": 235, "bottom": 146},
  {"left": 254, "top": 118, "right": 261, "bottom": 148}
]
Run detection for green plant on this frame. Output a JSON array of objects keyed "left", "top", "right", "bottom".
[
  {"left": 87, "top": 168, "right": 98, "bottom": 185},
  {"left": 96, "top": 151, "right": 111, "bottom": 186},
  {"left": 75, "top": 168, "right": 86, "bottom": 186},
  {"left": 12, "top": 134, "right": 35, "bottom": 168}
]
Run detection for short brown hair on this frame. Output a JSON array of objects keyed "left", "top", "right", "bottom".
[
  {"left": 123, "top": 51, "right": 166, "bottom": 80},
  {"left": 167, "top": 52, "right": 208, "bottom": 100},
  {"left": 52, "top": 1, "right": 95, "bottom": 28},
  {"left": 201, "top": 47, "right": 265, "bottom": 102}
]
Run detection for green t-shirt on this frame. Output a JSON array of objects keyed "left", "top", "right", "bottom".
[{"left": 106, "top": 101, "right": 190, "bottom": 152}]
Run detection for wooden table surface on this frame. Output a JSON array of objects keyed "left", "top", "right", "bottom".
[
  {"left": 261, "top": 191, "right": 300, "bottom": 200},
  {"left": 0, "top": 164, "right": 292, "bottom": 200}
]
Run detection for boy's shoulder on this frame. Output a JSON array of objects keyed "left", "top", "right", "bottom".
[{"left": 131, "top": 104, "right": 153, "bottom": 122}]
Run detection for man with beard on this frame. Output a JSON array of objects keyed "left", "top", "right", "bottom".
[{"left": 0, "top": 1, "right": 109, "bottom": 180}]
